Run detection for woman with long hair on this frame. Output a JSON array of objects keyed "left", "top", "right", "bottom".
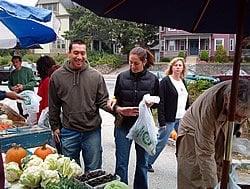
[
  {"left": 111, "top": 47, "right": 159, "bottom": 189},
  {"left": 148, "top": 57, "right": 189, "bottom": 172},
  {"left": 36, "top": 55, "right": 59, "bottom": 120}
]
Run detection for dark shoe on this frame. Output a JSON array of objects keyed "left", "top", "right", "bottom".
[{"left": 148, "top": 167, "right": 154, "bottom": 173}]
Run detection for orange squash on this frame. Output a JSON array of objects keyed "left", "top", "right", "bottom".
[
  {"left": 5, "top": 143, "right": 28, "bottom": 166},
  {"left": 34, "top": 144, "right": 53, "bottom": 160},
  {"left": 170, "top": 130, "right": 177, "bottom": 141}
]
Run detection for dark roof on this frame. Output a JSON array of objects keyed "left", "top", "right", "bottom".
[{"left": 37, "top": 0, "right": 74, "bottom": 9}]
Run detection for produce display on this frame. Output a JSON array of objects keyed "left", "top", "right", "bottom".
[
  {"left": 4, "top": 146, "right": 83, "bottom": 189},
  {"left": 4, "top": 144, "right": 125, "bottom": 188},
  {"left": 34, "top": 144, "right": 54, "bottom": 160},
  {"left": 5, "top": 143, "right": 28, "bottom": 165}
]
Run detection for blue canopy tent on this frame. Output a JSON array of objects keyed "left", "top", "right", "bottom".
[{"left": 0, "top": 0, "right": 60, "bottom": 49}]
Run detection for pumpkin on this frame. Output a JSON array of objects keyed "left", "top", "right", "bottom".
[
  {"left": 5, "top": 143, "right": 28, "bottom": 166},
  {"left": 34, "top": 144, "right": 53, "bottom": 160},
  {"left": 170, "top": 130, "right": 177, "bottom": 141}
]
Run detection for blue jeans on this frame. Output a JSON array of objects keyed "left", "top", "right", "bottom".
[
  {"left": 114, "top": 126, "right": 148, "bottom": 189},
  {"left": 148, "top": 119, "right": 180, "bottom": 168},
  {"left": 61, "top": 127, "right": 102, "bottom": 172}
]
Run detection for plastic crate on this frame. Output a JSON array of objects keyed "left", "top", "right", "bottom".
[
  {"left": 0, "top": 125, "right": 52, "bottom": 152},
  {"left": 75, "top": 169, "right": 120, "bottom": 189}
]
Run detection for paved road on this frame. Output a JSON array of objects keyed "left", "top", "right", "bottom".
[{"left": 0, "top": 78, "right": 177, "bottom": 189}]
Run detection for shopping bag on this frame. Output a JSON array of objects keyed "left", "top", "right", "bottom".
[
  {"left": 38, "top": 107, "right": 49, "bottom": 127},
  {"left": 126, "top": 94, "right": 159, "bottom": 156},
  {"left": 19, "top": 90, "right": 41, "bottom": 126}
]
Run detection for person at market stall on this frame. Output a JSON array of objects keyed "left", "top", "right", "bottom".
[
  {"left": 36, "top": 55, "right": 59, "bottom": 121},
  {"left": 108, "top": 47, "right": 159, "bottom": 189},
  {"left": 176, "top": 79, "right": 250, "bottom": 189},
  {"left": 0, "top": 90, "right": 23, "bottom": 188},
  {"left": 8, "top": 55, "right": 36, "bottom": 118},
  {"left": 49, "top": 39, "right": 112, "bottom": 172},
  {"left": 148, "top": 57, "right": 189, "bottom": 173}
]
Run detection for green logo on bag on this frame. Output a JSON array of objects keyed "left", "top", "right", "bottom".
[
  {"left": 136, "top": 126, "right": 152, "bottom": 145},
  {"left": 143, "top": 132, "right": 151, "bottom": 145}
]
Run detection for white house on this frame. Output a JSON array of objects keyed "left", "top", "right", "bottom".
[{"left": 34, "top": 0, "right": 74, "bottom": 54}]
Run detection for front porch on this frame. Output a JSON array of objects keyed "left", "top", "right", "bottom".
[{"left": 160, "top": 34, "right": 212, "bottom": 58}]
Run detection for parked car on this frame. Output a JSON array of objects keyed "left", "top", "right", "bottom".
[
  {"left": 186, "top": 70, "right": 220, "bottom": 84},
  {"left": 150, "top": 70, "right": 219, "bottom": 84},
  {"left": 0, "top": 62, "right": 40, "bottom": 85},
  {"left": 212, "top": 69, "right": 250, "bottom": 82}
]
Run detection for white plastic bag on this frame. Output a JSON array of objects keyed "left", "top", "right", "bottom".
[
  {"left": 19, "top": 90, "right": 41, "bottom": 114},
  {"left": 19, "top": 90, "right": 41, "bottom": 126},
  {"left": 38, "top": 107, "right": 49, "bottom": 127},
  {"left": 126, "top": 94, "right": 160, "bottom": 156}
]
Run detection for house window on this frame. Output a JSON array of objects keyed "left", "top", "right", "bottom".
[
  {"left": 168, "top": 28, "right": 176, "bottom": 31},
  {"left": 230, "top": 39, "right": 235, "bottom": 51},
  {"left": 214, "top": 38, "right": 224, "bottom": 51},
  {"left": 160, "top": 26, "right": 165, "bottom": 32},
  {"left": 42, "top": 3, "right": 58, "bottom": 14},
  {"left": 160, "top": 40, "right": 165, "bottom": 51},
  {"left": 169, "top": 40, "right": 175, "bottom": 51},
  {"left": 56, "top": 39, "right": 66, "bottom": 49},
  {"left": 204, "top": 39, "right": 209, "bottom": 50},
  {"left": 180, "top": 40, "right": 185, "bottom": 50}
]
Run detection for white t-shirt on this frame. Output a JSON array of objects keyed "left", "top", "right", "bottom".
[{"left": 169, "top": 76, "right": 188, "bottom": 119}]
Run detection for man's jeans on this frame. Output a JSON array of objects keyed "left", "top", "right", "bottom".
[
  {"left": 114, "top": 126, "right": 148, "bottom": 189},
  {"left": 61, "top": 127, "right": 102, "bottom": 172},
  {"left": 148, "top": 119, "right": 180, "bottom": 168}
]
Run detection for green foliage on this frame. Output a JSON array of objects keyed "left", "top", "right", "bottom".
[
  {"left": 178, "top": 51, "right": 186, "bottom": 58},
  {"left": 88, "top": 51, "right": 122, "bottom": 68},
  {"left": 215, "top": 45, "right": 228, "bottom": 63},
  {"left": 160, "top": 57, "right": 171, "bottom": 62},
  {"left": 46, "top": 176, "right": 85, "bottom": 189},
  {"left": 22, "top": 53, "right": 40, "bottom": 63},
  {"left": 187, "top": 80, "right": 214, "bottom": 103},
  {"left": 0, "top": 56, "right": 11, "bottom": 65},
  {"left": 65, "top": 7, "right": 158, "bottom": 54},
  {"left": 199, "top": 50, "right": 209, "bottom": 61},
  {"left": 52, "top": 54, "right": 67, "bottom": 65}
]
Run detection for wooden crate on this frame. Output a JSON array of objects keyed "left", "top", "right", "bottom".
[{"left": 0, "top": 125, "right": 52, "bottom": 152}]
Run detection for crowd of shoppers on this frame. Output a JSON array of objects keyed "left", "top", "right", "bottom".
[{"left": 1, "top": 39, "right": 249, "bottom": 189}]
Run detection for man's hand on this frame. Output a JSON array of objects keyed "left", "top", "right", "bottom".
[
  {"left": 16, "top": 84, "right": 24, "bottom": 92},
  {"left": 11, "top": 85, "right": 20, "bottom": 93},
  {"left": 116, "top": 106, "right": 139, "bottom": 117},
  {"left": 5, "top": 91, "right": 23, "bottom": 100},
  {"left": 53, "top": 129, "right": 61, "bottom": 143}
]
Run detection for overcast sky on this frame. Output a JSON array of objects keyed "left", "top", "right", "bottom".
[{"left": 6, "top": 0, "right": 38, "bottom": 6}]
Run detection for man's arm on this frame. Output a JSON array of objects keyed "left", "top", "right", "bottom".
[
  {"left": 8, "top": 72, "right": 14, "bottom": 91},
  {"left": 49, "top": 77, "right": 62, "bottom": 132},
  {"left": 22, "top": 69, "right": 36, "bottom": 90},
  {"left": 96, "top": 75, "right": 111, "bottom": 113}
]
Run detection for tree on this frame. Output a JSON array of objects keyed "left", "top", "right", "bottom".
[{"left": 64, "top": 8, "right": 158, "bottom": 54}]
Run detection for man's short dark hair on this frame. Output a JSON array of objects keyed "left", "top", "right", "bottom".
[
  {"left": 11, "top": 56, "right": 22, "bottom": 62},
  {"left": 69, "top": 39, "right": 85, "bottom": 52}
]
